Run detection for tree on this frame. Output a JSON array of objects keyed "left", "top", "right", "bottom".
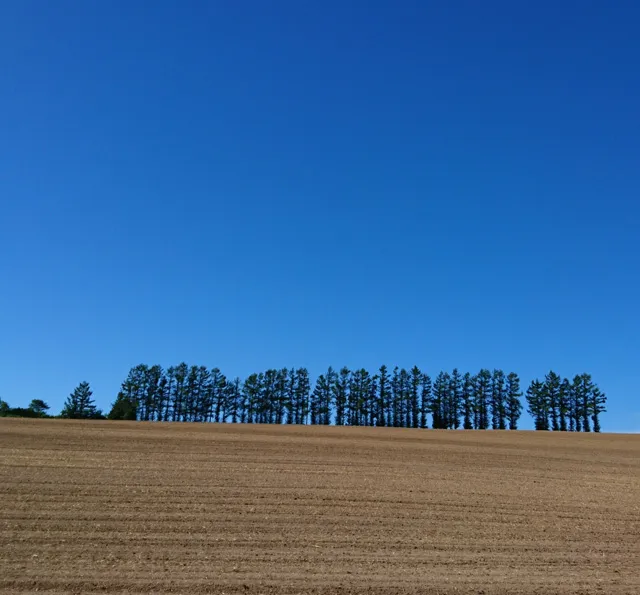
[
  {"left": 573, "top": 374, "right": 595, "bottom": 432},
  {"left": 505, "top": 373, "right": 522, "bottom": 430},
  {"left": 462, "top": 373, "right": 474, "bottom": 430},
  {"left": 61, "top": 382, "right": 102, "bottom": 419},
  {"left": 334, "top": 367, "right": 350, "bottom": 426},
  {"left": 420, "top": 374, "right": 432, "bottom": 429},
  {"left": 432, "top": 372, "right": 450, "bottom": 429},
  {"left": 591, "top": 386, "right": 606, "bottom": 433},
  {"left": 490, "top": 370, "right": 506, "bottom": 430},
  {"left": 448, "top": 369, "right": 462, "bottom": 429},
  {"left": 473, "top": 370, "right": 492, "bottom": 430},
  {"left": 410, "top": 366, "right": 422, "bottom": 429},
  {"left": 28, "top": 399, "right": 50, "bottom": 417},
  {"left": 377, "top": 365, "right": 390, "bottom": 427},
  {"left": 544, "top": 371, "right": 562, "bottom": 431},
  {"left": 108, "top": 392, "right": 137, "bottom": 420},
  {"left": 526, "top": 379, "right": 548, "bottom": 430},
  {"left": 294, "top": 368, "right": 311, "bottom": 424}
]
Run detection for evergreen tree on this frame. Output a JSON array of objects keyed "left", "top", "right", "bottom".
[
  {"left": 420, "top": 373, "right": 432, "bottom": 429},
  {"left": 108, "top": 392, "right": 137, "bottom": 420},
  {"left": 368, "top": 373, "right": 379, "bottom": 427},
  {"left": 410, "top": 366, "right": 421, "bottom": 429},
  {"left": 473, "top": 370, "right": 492, "bottom": 430},
  {"left": 334, "top": 367, "right": 350, "bottom": 426},
  {"left": 398, "top": 368, "right": 411, "bottom": 428},
  {"left": 28, "top": 399, "right": 50, "bottom": 417},
  {"left": 242, "top": 373, "right": 261, "bottom": 423},
  {"left": 448, "top": 369, "right": 463, "bottom": 429},
  {"left": 226, "top": 378, "right": 241, "bottom": 424},
  {"left": 432, "top": 371, "right": 450, "bottom": 429},
  {"left": 390, "top": 367, "right": 400, "bottom": 427},
  {"left": 462, "top": 372, "right": 474, "bottom": 430},
  {"left": 591, "top": 386, "right": 606, "bottom": 433},
  {"left": 543, "top": 371, "right": 562, "bottom": 431},
  {"left": 377, "top": 365, "right": 390, "bottom": 427},
  {"left": 526, "top": 379, "right": 548, "bottom": 430},
  {"left": 490, "top": 369, "right": 506, "bottom": 430},
  {"left": 61, "top": 381, "right": 101, "bottom": 419},
  {"left": 210, "top": 367, "right": 227, "bottom": 423},
  {"left": 563, "top": 378, "right": 575, "bottom": 431},
  {"left": 294, "top": 368, "right": 311, "bottom": 424},
  {"left": 505, "top": 372, "right": 522, "bottom": 430}
]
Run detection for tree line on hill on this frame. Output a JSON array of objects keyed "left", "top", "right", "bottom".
[{"left": 0, "top": 366, "right": 606, "bottom": 431}]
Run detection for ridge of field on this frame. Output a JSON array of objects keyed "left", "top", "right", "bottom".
[{"left": 1, "top": 419, "right": 639, "bottom": 594}]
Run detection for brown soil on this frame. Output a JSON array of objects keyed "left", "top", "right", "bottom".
[{"left": 1, "top": 419, "right": 639, "bottom": 594}]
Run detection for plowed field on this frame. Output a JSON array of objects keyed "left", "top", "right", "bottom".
[{"left": 1, "top": 419, "right": 639, "bottom": 594}]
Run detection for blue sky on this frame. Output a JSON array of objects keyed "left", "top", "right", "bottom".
[{"left": 1, "top": 1, "right": 638, "bottom": 431}]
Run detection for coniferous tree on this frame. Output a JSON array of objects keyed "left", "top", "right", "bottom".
[
  {"left": 368, "top": 373, "right": 379, "bottom": 427},
  {"left": 563, "top": 378, "right": 575, "bottom": 431},
  {"left": 390, "top": 367, "right": 400, "bottom": 427},
  {"left": 591, "top": 387, "right": 606, "bottom": 433},
  {"left": 462, "top": 372, "right": 474, "bottom": 430},
  {"left": 543, "top": 371, "right": 562, "bottom": 431},
  {"left": 334, "top": 367, "right": 350, "bottom": 426},
  {"left": 490, "top": 370, "right": 506, "bottom": 430},
  {"left": 209, "top": 368, "right": 226, "bottom": 423},
  {"left": 294, "top": 368, "right": 311, "bottom": 424},
  {"left": 321, "top": 367, "right": 336, "bottom": 425},
  {"left": 61, "top": 381, "right": 101, "bottom": 419},
  {"left": 432, "top": 372, "right": 449, "bottom": 429},
  {"left": 226, "top": 378, "right": 241, "bottom": 424},
  {"left": 409, "top": 366, "right": 422, "bottom": 429},
  {"left": 242, "top": 373, "right": 261, "bottom": 423},
  {"left": 420, "top": 373, "right": 432, "bottom": 429},
  {"left": 473, "top": 370, "right": 492, "bottom": 430},
  {"left": 448, "top": 369, "right": 463, "bottom": 429},
  {"left": 377, "top": 365, "right": 390, "bottom": 427},
  {"left": 526, "top": 379, "right": 548, "bottom": 430},
  {"left": 398, "top": 368, "right": 411, "bottom": 428},
  {"left": 505, "top": 372, "right": 522, "bottom": 430},
  {"left": 108, "top": 391, "right": 137, "bottom": 420},
  {"left": 28, "top": 399, "right": 50, "bottom": 417}
]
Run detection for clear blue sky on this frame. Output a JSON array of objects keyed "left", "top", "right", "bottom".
[{"left": 1, "top": 1, "right": 638, "bottom": 431}]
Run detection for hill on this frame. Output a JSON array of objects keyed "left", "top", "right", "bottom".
[{"left": 1, "top": 419, "right": 638, "bottom": 594}]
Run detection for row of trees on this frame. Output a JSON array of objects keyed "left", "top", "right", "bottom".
[
  {"left": 525, "top": 371, "right": 606, "bottom": 433},
  {"left": 103, "top": 363, "right": 605, "bottom": 431},
  {"left": 1, "top": 366, "right": 607, "bottom": 431},
  {"left": 0, "top": 398, "right": 51, "bottom": 418},
  {"left": 1, "top": 383, "right": 104, "bottom": 420}
]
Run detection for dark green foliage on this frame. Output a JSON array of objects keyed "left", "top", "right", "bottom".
[
  {"left": 526, "top": 379, "right": 547, "bottom": 430},
  {"left": 29, "top": 399, "right": 50, "bottom": 416},
  {"left": 490, "top": 370, "right": 506, "bottom": 430},
  {"left": 108, "top": 392, "right": 137, "bottom": 420},
  {"left": 420, "top": 374, "right": 431, "bottom": 429},
  {"left": 448, "top": 369, "right": 462, "bottom": 430},
  {"left": 473, "top": 370, "right": 492, "bottom": 430},
  {"left": 334, "top": 367, "right": 350, "bottom": 426},
  {"left": 61, "top": 381, "right": 103, "bottom": 419},
  {"left": 410, "top": 366, "right": 422, "bottom": 429},
  {"left": 462, "top": 373, "right": 473, "bottom": 430},
  {"left": 0, "top": 399, "right": 47, "bottom": 418},
  {"left": 544, "top": 371, "right": 562, "bottom": 432},
  {"left": 432, "top": 371, "right": 449, "bottom": 429},
  {"left": 28, "top": 363, "right": 598, "bottom": 431},
  {"left": 377, "top": 365, "right": 390, "bottom": 427},
  {"left": 591, "top": 387, "right": 606, "bottom": 433},
  {"left": 505, "top": 373, "right": 522, "bottom": 430}
]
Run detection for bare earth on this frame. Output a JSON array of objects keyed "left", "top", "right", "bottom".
[{"left": 1, "top": 420, "right": 639, "bottom": 594}]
